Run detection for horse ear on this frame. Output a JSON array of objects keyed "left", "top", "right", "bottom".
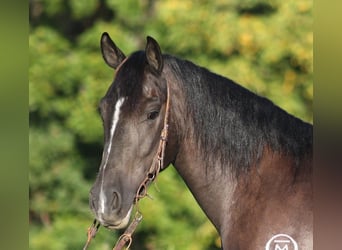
[
  {"left": 100, "top": 32, "right": 126, "bottom": 69},
  {"left": 145, "top": 36, "right": 163, "bottom": 74}
]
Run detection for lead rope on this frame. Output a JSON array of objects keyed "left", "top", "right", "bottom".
[
  {"left": 82, "top": 219, "right": 100, "bottom": 250},
  {"left": 112, "top": 212, "right": 143, "bottom": 250},
  {"left": 82, "top": 82, "right": 170, "bottom": 250}
]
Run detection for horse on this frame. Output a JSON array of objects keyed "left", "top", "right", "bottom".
[{"left": 89, "top": 32, "right": 313, "bottom": 249}]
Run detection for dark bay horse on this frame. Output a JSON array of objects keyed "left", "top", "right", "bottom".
[{"left": 89, "top": 32, "right": 313, "bottom": 249}]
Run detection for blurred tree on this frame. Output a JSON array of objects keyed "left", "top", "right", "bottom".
[{"left": 29, "top": 0, "right": 312, "bottom": 249}]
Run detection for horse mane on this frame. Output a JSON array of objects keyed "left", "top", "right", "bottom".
[{"left": 165, "top": 55, "right": 313, "bottom": 175}]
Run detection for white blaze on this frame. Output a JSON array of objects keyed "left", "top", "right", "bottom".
[{"left": 99, "top": 97, "right": 125, "bottom": 214}]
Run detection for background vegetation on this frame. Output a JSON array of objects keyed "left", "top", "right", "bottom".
[{"left": 29, "top": 0, "right": 312, "bottom": 249}]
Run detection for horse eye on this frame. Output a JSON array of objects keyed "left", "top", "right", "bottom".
[{"left": 147, "top": 111, "right": 159, "bottom": 120}]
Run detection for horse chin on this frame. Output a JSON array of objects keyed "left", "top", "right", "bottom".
[{"left": 105, "top": 206, "right": 133, "bottom": 230}]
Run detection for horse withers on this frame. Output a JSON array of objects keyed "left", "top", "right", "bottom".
[{"left": 89, "top": 32, "right": 313, "bottom": 249}]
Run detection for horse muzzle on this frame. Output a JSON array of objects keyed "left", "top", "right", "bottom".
[
  {"left": 99, "top": 206, "right": 133, "bottom": 230},
  {"left": 89, "top": 187, "right": 133, "bottom": 230}
]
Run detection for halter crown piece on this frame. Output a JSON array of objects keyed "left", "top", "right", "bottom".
[{"left": 82, "top": 81, "right": 170, "bottom": 250}]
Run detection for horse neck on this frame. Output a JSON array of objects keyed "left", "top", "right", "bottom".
[
  {"left": 172, "top": 139, "right": 237, "bottom": 232},
  {"left": 163, "top": 64, "right": 312, "bottom": 238},
  {"left": 163, "top": 66, "right": 236, "bottom": 232},
  {"left": 172, "top": 141, "right": 312, "bottom": 245}
]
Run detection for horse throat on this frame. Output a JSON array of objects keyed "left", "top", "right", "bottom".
[{"left": 172, "top": 141, "right": 237, "bottom": 233}]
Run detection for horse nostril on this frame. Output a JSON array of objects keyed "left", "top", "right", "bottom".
[{"left": 111, "top": 191, "right": 121, "bottom": 211}]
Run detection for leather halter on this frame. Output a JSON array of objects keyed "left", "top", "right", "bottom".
[{"left": 83, "top": 79, "right": 171, "bottom": 250}]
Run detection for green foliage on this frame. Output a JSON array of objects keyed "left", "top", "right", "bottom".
[{"left": 29, "top": 0, "right": 312, "bottom": 249}]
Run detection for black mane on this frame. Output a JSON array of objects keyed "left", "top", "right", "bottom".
[{"left": 165, "top": 55, "right": 312, "bottom": 175}]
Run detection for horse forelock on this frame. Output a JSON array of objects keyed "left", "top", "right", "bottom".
[
  {"left": 113, "top": 52, "right": 145, "bottom": 101},
  {"left": 110, "top": 51, "right": 170, "bottom": 116}
]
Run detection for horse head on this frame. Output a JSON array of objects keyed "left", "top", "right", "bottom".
[{"left": 89, "top": 33, "right": 171, "bottom": 229}]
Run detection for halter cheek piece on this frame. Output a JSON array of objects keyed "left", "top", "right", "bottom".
[{"left": 83, "top": 81, "right": 170, "bottom": 250}]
